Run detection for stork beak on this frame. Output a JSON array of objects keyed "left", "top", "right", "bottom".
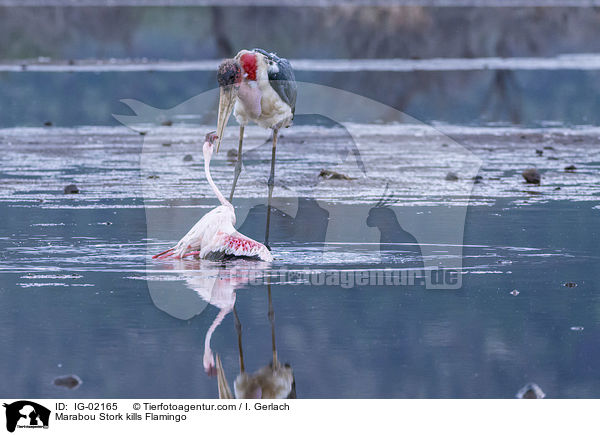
[
  {"left": 216, "top": 354, "right": 233, "bottom": 399},
  {"left": 215, "top": 85, "right": 236, "bottom": 153}
]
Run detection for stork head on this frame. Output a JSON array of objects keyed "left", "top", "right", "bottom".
[
  {"left": 217, "top": 59, "right": 242, "bottom": 88},
  {"left": 215, "top": 59, "right": 241, "bottom": 152},
  {"left": 215, "top": 52, "right": 264, "bottom": 152}
]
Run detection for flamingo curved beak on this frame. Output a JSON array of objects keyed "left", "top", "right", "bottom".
[
  {"left": 205, "top": 131, "right": 218, "bottom": 145},
  {"left": 215, "top": 85, "right": 236, "bottom": 153}
]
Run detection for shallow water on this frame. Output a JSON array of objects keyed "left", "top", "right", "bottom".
[
  {"left": 1, "top": 124, "right": 599, "bottom": 398},
  {"left": 3, "top": 66, "right": 600, "bottom": 127}
]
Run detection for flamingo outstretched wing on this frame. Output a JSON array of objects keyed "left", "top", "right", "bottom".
[
  {"left": 153, "top": 217, "right": 272, "bottom": 262},
  {"left": 206, "top": 231, "right": 273, "bottom": 262}
]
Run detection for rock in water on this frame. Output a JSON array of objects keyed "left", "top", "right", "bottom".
[
  {"left": 53, "top": 374, "right": 82, "bottom": 389},
  {"left": 227, "top": 149, "right": 238, "bottom": 164},
  {"left": 522, "top": 168, "right": 541, "bottom": 184},
  {"left": 516, "top": 383, "right": 545, "bottom": 399},
  {"left": 319, "top": 169, "right": 355, "bottom": 180},
  {"left": 63, "top": 184, "right": 79, "bottom": 194},
  {"left": 565, "top": 165, "right": 577, "bottom": 172},
  {"left": 183, "top": 154, "right": 193, "bottom": 162},
  {"left": 445, "top": 172, "right": 459, "bottom": 181}
]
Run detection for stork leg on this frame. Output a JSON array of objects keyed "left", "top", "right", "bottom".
[
  {"left": 229, "top": 125, "right": 245, "bottom": 202},
  {"left": 267, "top": 278, "right": 278, "bottom": 368},
  {"left": 264, "top": 128, "right": 279, "bottom": 249},
  {"left": 233, "top": 306, "right": 245, "bottom": 373}
]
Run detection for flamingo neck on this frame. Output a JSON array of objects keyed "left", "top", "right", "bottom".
[
  {"left": 203, "top": 306, "right": 230, "bottom": 373},
  {"left": 205, "top": 154, "right": 229, "bottom": 207},
  {"left": 204, "top": 307, "right": 229, "bottom": 355}
]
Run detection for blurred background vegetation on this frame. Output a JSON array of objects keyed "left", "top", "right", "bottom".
[
  {"left": 1, "top": 6, "right": 600, "bottom": 60},
  {"left": 1, "top": 6, "right": 599, "bottom": 127}
]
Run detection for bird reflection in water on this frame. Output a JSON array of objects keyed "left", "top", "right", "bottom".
[
  {"left": 216, "top": 278, "right": 296, "bottom": 399},
  {"left": 166, "top": 260, "right": 295, "bottom": 399}
]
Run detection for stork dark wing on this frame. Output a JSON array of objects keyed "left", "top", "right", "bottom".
[{"left": 253, "top": 48, "right": 297, "bottom": 117}]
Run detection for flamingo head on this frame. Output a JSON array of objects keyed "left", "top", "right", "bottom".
[
  {"left": 203, "top": 131, "right": 218, "bottom": 161},
  {"left": 203, "top": 347, "right": 217, "bottom": 377}
]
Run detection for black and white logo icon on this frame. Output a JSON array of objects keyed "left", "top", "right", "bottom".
[{"left": 3, "top": 401, "right": 50, "bottom": 433}]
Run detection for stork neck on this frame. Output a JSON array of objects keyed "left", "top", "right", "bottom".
[{"left": 205, "top": 154, "right": 229, "bottom": 207}]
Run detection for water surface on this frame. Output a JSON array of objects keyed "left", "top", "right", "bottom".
[{"left": 1, "top": 124, "right": 599, "bottom": 398}]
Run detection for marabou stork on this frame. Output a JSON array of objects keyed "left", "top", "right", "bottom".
[{"left": 215, "top": 48, "right": 297, "bottom": 247}]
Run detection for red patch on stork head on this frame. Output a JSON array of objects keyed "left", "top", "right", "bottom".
[{"left": 240, "top": 53, "right": 258, "bottom": 81}]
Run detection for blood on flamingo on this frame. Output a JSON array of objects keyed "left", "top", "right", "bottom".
[{"left": 224, "top": 234, "right": 258, "bottom": 253}]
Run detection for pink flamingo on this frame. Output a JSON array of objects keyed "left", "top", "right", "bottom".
[{"left": 153, "top": 132, "right": 273, "bottom": 262}]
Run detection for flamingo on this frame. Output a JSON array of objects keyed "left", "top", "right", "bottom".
[
  {"left": 215, "top": 48, "right": 297, "bottom": 247},
  {"left": 153, "top": 132, "right": 273, "bottom": 262}
]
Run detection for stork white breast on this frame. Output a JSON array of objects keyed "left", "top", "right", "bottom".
[{"left": 233, "top": 53, "right": 293, "bottom": 129}]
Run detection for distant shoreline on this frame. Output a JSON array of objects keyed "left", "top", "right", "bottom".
[{"left": 3, "top": 54, "right": 600, "bottom": 72}]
